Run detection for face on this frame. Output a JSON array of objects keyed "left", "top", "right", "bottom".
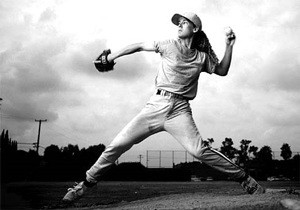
[{"left": 177, "top": 17, "right": 196, "bottom": 39}]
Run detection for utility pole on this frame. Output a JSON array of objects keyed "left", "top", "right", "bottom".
[
  {"left": 137, "top": 154, "right": 143, "bottom": 163},
  {"left": 35, "top": 119, "right": 47, "bottom": 154}
]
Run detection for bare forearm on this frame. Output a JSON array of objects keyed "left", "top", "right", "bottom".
[
  {"left": 215, "top": 45, "right": 233, "bottom": 76},
  {"left": 214, "top": 27, "right": 236, "bottom": 76},
  {"left": 108, "top": 43, "right": 149, "bottom": 62},
  {"left": 108, "top": 44, "right": 141, "bottom": 61}
]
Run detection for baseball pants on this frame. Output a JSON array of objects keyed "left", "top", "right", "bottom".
[{"left": 86, "top": 91, "right": 246, "bottom": 183}]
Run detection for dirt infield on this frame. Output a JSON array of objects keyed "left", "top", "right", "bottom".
[
  {"left": 2, "top": 181, "right": 300, "bottom": 210},
  {"left": 88, "top": 191, "right": 300, "bottom": 210}
]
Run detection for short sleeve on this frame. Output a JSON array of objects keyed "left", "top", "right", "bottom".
[
  {"left": 203, "top": 52, "right": 217, "bottom": 74},
  {"left": 154, "top": 40, "right": 172, "bottom": 55}
]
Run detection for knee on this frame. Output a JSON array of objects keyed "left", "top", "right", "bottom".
[
  {"left": 103, "top": 142, "right": 131, "bottom": 158},
  {"left": 188, "top": 145, "right": 208, "bottom": 160}
]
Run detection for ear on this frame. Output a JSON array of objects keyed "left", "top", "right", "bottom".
[{"left": 193, "top": 27, "right": 199, "bottom": 33}]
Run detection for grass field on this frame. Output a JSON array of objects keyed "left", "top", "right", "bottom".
[{"left": 1, "top": 181, "right": 300, "bottom": 210}]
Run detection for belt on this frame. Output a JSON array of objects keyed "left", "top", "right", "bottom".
[{"left": 156, "top": 89, "right": 188, "bottom": 100}]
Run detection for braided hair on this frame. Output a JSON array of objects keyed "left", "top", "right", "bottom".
[{"left": 192, "top": 30, "right": 219, "bottom": 70}]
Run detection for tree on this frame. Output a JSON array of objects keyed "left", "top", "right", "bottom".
[
  {"left": 220, "top": 138, "right": 238, "bottom": 160},
  {"left": 280, "top": 143, "right": 292, "bottom": 160},
  {"left": 238, "top": 139, "right": 252, "bottom": 164},
  {"left": 257, "top": 145, "right": 273, "bottom": 163},
  {"left": 202, "top": 138, "right": 214, "bottom": 147},
  {"left": 1, "top": 129, "right": 18, "bottom": 152},
  {"left": 44, "top": 144, "right": 62, "bottom": 168},
  {"left": 249, "top": 145, "right": 258, "bottom": 159},
  {"left": 84, "top": 144, "right": 106, "bottom": 163},
  {"left": 79, "top": 144, "right": 106, "bottom": 171},
  {"left": 293, "top": 153, "right": 300, "bottom": 161},
  {"left": 62, "top": 144, "right": 80, "bottom": 159},
  {"left": 1, "top": 129, "right": 19, "bottom": 182}
]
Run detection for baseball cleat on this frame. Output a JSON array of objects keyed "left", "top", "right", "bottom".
[
  {"left": 241, "top": 176, "right": 265, "bottom": 194},
  {"left": 62, "top": 181, "right": 87, "bottom": 203}
]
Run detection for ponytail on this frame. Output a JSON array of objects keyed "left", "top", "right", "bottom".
[{"left": 192, "top": 31, "right": 219, "bottom": 69}]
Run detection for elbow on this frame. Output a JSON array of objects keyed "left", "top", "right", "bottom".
[
  {"left": 135, "top": 43, "right": 147, "bottom": 52},
  {"left": 214, "top": 65, "right": 230, "bottom": 76},
  {"left": 214, "top": 68, "right": 229, "bottom": 76},
  {"left": 126, "top": 43, "right": 143, "bottom": 54},
  {"left": 136, "top": 45, "right": 143, "bottom": 52},
  {"left": 219, "top": 72, "right": 228, "bottom": 77}
]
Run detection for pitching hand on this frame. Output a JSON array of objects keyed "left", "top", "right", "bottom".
[{"left": 224, "top": 27, "right": 236, "bottom": 46}]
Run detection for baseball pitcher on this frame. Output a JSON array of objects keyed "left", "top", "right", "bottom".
[{"left": 63, "top": 12, "right": 265, "bottom": 203}]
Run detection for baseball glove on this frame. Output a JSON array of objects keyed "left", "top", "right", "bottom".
[{"left": 93, "top": 49, "right": 115, "bottom": 72}]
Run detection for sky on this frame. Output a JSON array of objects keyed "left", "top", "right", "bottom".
[{"left": 1, "top": 0, "right": 300, "bottom": 166}]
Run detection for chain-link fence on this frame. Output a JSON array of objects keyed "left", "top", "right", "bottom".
[
  {"left": 146, "top": 150, "right": 300, "bottom": 168},
  {"left": 272, "top": 151, "right": 300, "bottom": 160},
  {"left": 146, "top": 150, "right": 196, "bottom": 168}
]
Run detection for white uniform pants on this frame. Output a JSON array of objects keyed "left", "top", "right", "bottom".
[{"left": 86, "top": 92, "right": 246, "bottom": 183}]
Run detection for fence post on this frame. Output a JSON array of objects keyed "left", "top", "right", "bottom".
[
  {"left": 159, "top": 151, "right": 161, "bottom": 168},
  {"left": 146, "top": 150, "right": 148, "bottom": 168},
  {"left": 172, "top": 150, "right": 174, "bottom": 166}
]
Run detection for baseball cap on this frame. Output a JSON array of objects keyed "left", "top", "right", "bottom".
[{"left": 171, "top": 12, "right": 202, "bottom": 30}]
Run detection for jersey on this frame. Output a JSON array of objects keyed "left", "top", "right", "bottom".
[{"left": 154, "top": 39, "right": 215, "bottom": 100}]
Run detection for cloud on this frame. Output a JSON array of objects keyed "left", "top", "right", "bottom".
[
  {"left": 1, "top": 3, "right": 83, "bottom": 139},
  {"left": 1, "top": 0, "right": 300, "bottom": 158},
  {"left": 39, "top": 7, "right": 56, "bottom": 22}
]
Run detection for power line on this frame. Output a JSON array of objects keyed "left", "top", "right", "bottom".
[
  {"left": 0, "top": 112, "right": 36, "bottom": 121},
  {"left": 17, "top": 142, "right": 46, "bottom": 151},
  {"left": 45, "top": 122, "right": 88, "bottom": 145},
  {"left": 1, "top": 114, "right": 34, "bottom": 121},
  {"left": 2, "top": 113, "right": 89, "bottom": 147},
  {"left": 18, "top": 142, "right": 34, "bottom": 145}
]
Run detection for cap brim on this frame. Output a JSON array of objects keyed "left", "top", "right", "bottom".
[{"left": 171, "top": 13, "right": 184, "bottom": 26}]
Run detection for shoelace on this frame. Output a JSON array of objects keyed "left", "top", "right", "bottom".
[
  {"left": 247, "top": 185, "right": 258, "bottom": 194},
  {"left": 67, "top": 182, "right": 82, "bottom": 192},
  {"left": 242, "top": 180, "right": 258, "bottom": 194}
]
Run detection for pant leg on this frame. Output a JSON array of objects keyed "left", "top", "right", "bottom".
[
  {"left": 86, "top": 112, "right": 152, "bottom": 183},
  {"left": 86, "top": 94, "right": 171, "bottom": 183},
  {"left": 197, "top": 147, "right": 246, "bottom": 180},
  {"left": 164, "top": 100, "right": 246, "bottom": 181}
]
